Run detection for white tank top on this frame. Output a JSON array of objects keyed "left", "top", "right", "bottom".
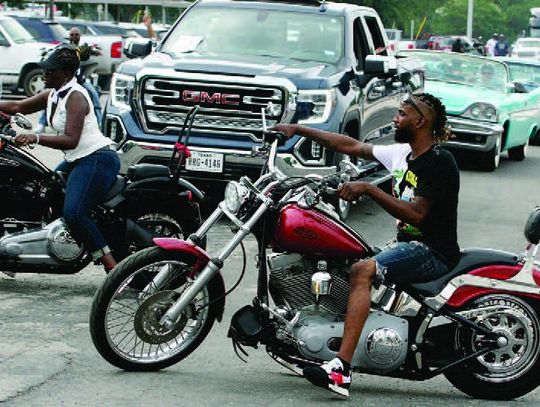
[{"left": 47, "top": 82, "right": 112, "bottom": 162}]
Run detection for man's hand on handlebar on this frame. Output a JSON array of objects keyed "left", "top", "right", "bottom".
[
  {"left": 14, "top": 133, "right": 38, "bottom": 147},
  {"left": 337, "top": 181, "right": 371, "bottom": 202}
]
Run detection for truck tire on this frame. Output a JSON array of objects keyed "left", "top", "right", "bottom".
[{"left": 23, "top": 68, "right": 45, "bottom": 97}]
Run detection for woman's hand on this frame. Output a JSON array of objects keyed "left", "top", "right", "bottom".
[{"left": 14, "top": 133, "right": 38, "bottom": 147}]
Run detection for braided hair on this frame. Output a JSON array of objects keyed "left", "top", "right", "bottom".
[
  {"left": 47, "top": 44, "right": 80, "bottom": 75},
  {"left": 414, "top": 92, "right": 452, "bottom": 143}
]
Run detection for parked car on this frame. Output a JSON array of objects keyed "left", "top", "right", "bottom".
[
  {"left": 385, "top": 28, "right": 415, "bottom": 52},
  {"left": 399, "top": 50, "right": 540, "bottom": 171},
  {"left": 8, "top": 15, "right": 67, "bottom": 44},
  {"left": 427, "top": 35, "right": 473, "bottom": 52},
  {"left": 0, "top": 15, "right": 54, "bottom": 96},
  {"left": 510, "top": 37, "right": 540, "bottom": 60},
  {"left": 499, "top": 57, "right": 540, "bottom": 144}
]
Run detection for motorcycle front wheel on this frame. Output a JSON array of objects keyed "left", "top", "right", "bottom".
[
  {"left": 90, "top": 246, "right": 223, "bottom": 371},
  {"left": 444, "top": 294, "right": 540, "bottom": 400}
]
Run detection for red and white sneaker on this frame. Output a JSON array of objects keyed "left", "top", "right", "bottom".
[{"left": 303, "top": 357, "right": 351, "bottom": 397}]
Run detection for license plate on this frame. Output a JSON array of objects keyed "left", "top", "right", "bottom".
[{"left": 185, "top": 151, "right": 224, "bottom": 173}]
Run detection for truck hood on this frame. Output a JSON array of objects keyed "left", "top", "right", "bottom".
[
  {"left": 121, "top": 52, "right": 344, "bottom": 89},
  {"left": 424, "top": 80, "right": 504, "bottom": 114}
]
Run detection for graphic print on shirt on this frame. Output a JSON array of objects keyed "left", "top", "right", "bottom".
[{"left": 392, "top": 168, "right": 422, "bottom": 237}]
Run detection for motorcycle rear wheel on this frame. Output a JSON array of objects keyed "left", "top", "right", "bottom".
[
  {"left": 90, "top": 246, "right": 222, "bottom": 371},
  {"left": 444, "top": 294, "right": 540, "bottom": 400}
]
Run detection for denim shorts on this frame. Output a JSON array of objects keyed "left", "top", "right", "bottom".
[{"left": 373, "top": 241, "right": 450, "bottom": 285}]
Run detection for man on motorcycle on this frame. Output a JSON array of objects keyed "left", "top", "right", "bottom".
[{"left": 274, "top": 92, "right": 460, "bottom": 397}]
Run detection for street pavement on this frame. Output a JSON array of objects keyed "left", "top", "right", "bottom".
[{"left": 1, "top": 105, "right": 540, "bottom": 405}]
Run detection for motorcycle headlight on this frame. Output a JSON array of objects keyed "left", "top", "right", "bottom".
[
  {"left": 110, "top": 73, "right": 135, "bottom": 111},
  {"left": 296, "top": 89, "right": 336, "bottom": 124},
  {"left": 224, "top": 181, "right": 248, "bottom": 213},
  {"left": 462, "top": 103, "right": 498, "bottom": 123}
]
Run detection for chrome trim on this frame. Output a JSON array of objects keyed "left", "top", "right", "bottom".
[
  {"left": 132, "top": 68, "right": 297, "bottom": 137},
  {"left": 444, "top": 116, "right": 503, "bottom": 152},
  {"left": 293, "top": 137, "right": 327, "bottom": 166},
  {"left": 424, "top": 250, "right": 540, "bottom": 311},
  {"left": 105, "top": 114, "right": 127, "bottom": 146}
]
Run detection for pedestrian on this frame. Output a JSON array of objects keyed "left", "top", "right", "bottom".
[
  {"left": 0, "top": 46, "right": 120, "bottom": 272},
  {"left": 485, "top": 33, "right": 499, "bottom": 56},
  {"left": 494, "top": 34, "right": 509, "bottom": 57},
  {"left": 451, "top": 38, "right": 465, "bottom": 53},
  {"left": 142, "top": 10, "right": 160, "bottom": 41},
  {"left": 273, "top": 92, "right": 460, "bottom": 397}
]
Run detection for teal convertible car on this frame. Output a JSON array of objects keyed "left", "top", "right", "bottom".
[{"left": 398, "top": 50, "right": 540, "bottom": 171}]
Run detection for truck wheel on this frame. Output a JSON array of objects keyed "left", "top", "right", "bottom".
[{"left": 23, "top": 68, "right": 45, "bottom": 97}]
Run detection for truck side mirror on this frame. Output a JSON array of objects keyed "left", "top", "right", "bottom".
[
  {"left": 364, "top": 55, "right": 398, "bottom": 76},
  {"left": 124, "top": 38, "right": 152, "bottom": 59}
]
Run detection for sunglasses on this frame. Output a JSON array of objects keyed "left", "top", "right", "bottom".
[{"left": 403, "top": 94, "right": 426, "bottom": 119}]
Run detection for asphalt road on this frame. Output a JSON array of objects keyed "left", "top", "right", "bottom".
[{"left": 1, "top": 107, "right": 540, "bottom": 405}]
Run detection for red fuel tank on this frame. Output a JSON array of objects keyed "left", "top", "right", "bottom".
[{"left": 273, "top": 204, "right": 370, "bottom": 258}]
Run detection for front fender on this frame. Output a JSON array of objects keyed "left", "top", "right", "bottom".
[{"left": 153, "top": 238, "right": 225, "bottom": 321}]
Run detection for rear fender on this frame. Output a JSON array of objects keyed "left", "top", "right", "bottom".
[
  {"left": 447, "top": 265, "right": 540, "bottom": 308},
  {"left": 153, "top": 238, "right": 225, "bottom": 321}
]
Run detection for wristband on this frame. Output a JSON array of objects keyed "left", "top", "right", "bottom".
[{"left": 34, "top": 133, "right": 40, "bottom": 145}]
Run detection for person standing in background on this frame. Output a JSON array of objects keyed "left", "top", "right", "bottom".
[{"left": 485, "top": 33, "right": 499, "bottom": 56}]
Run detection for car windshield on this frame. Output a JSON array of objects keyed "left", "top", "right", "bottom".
[
  {"left": 506, "top": 62, "right": 540, "bottom": 90},
  {"left": 0, "top": 19, "right": 35, "bottom": 43},
  {"left": 399, "top": 50, "right": 508, "bottom": 90},
  {"left": 515, "top": 40, "right": 540, "bottom": 48},
  {"left": 161, "top": 7, "right": 344, "bottom": 64}
]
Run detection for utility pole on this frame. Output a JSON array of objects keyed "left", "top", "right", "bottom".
[
  {"left": 467, "top": 0, "right": 474, "bottom": 38},
  {"left": 49, "top": 0, "right": 54, "bottom": 20}
]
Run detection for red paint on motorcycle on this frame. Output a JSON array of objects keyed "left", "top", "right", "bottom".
[
  {"left": 153, "top": 238, "right": 210, "bottom": 275},
  {"left": 273, "top": 204, "right": 369, "bottom": 257},
  {"left": 447, "top": 264, "right": 540, "bottom": 307}
]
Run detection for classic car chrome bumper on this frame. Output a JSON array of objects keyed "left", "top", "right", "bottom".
[{"left": 443, "top": 117, "right": 504, "bottom": 152}]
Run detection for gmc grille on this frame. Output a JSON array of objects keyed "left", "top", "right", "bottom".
[{"left": 140, "top": 77, "right": 286, "bottom": 140}]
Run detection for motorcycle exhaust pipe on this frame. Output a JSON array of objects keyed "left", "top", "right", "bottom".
[{"left": 125, "top": 218, "right": 155, "bottom": 248}]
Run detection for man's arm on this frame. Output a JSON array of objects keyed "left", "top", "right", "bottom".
[
  {"left": 273, "top": 124, "right": 375, "bottom": 161},
  {"left": 338, "top": 182, "right": 431, "bottom": 225}
]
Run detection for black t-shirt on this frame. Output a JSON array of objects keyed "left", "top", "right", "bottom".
[{"left": 395, "top": 145, "right": 460, "bottom": 266}]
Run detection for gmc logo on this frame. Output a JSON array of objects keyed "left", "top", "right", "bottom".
[{"left": 182, "top": 90, "right": 240, "bottom": 105}]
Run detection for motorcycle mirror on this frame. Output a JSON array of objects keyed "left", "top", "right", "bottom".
[
  {"left": 13, "top": 113, "right": 32, "bottom": 130},
  {"left": 339, "top": 160, "right": 360, "bottom": 178}
]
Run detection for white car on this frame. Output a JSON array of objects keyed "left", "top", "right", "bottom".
[
  {"left": 0, "top": 15, "right": 54, "bottom": 96},
  {"left": 511, "top": 38, "right": 540, "bottom": 60}
]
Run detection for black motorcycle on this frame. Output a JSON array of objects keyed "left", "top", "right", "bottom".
[{"left": 0, "top": 107, "right": 203, "bottom": 275}]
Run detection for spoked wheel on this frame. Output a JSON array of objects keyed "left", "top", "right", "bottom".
[
  {"left": 90, "top": 247, "right": 223, "bottom": 371},
  {"left": 444, "top": 294, "right": 540, "bottom": 400}
]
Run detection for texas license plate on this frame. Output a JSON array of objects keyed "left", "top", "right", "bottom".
[{"left": 185, "top": 151, "right": 224, "bottom": 173}]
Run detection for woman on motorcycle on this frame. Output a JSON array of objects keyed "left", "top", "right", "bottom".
[{"left": 0, "top": 45, "right": 120, "bottom": 272}]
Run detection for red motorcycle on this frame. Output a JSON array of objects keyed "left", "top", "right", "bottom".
[{"left": 89, "top": 111, "right": 540, "bottom": 400}]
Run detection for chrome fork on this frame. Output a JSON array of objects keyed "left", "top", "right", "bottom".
[{"left": 158, "top": 198, "right": 272, "bottom": 330}]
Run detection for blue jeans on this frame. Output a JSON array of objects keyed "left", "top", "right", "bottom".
[
  {"left": 373, "top": 241, "right": 450, "bottom": 285},
  {"left": 55, "top": 147, "right": 120, "bottom": 259}
]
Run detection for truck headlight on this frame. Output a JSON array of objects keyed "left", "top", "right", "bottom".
[
  {"left": 224, "top": 181, "right": 248, "bottom": 213},
  {"left": 111, "top": 73, "right": 135, "bottom": 111},
  {"left": 462, "top": 103, "right": 498, "bottom": 123},
  {"left": 296, "top": 89, "right": 336, "bottom": 124}
]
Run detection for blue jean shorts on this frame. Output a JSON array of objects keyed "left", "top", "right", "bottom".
[{"left": 373, "top": 241, "right": 450, "bottom": 285}]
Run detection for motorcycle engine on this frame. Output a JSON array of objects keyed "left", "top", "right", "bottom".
[
  {"left": 292, "top": 311, "right": 409, "bottom": 373},
  {"left": 268, "top": 253, "right": 350, "bottom": 315},
  {"left": 0, "top": 218, "right": 84, "bottom": 264},
  {"left": 267, "top": 253, "right": 408, "bottom": 373}
]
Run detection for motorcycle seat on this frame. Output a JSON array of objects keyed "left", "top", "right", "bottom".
[
  {"left": 102, "top": 176, "right": 127, "bottom": 202},
  {"left": 127, "top": 164, "right": 170, "bottom": 182},
  {"left": 406, "top": 248, "right": 519, "bottom": 297}
]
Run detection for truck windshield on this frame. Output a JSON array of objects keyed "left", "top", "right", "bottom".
[
  {"left": 0, "top": 19, "right": 36, "bottom": 44},
  {"left": 162, "top": 7, "right": 344, "bottom": 64}
]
